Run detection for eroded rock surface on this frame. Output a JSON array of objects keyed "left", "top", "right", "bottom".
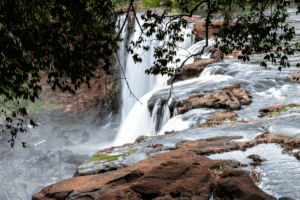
[
  {"left": 258, "top": 103, "right": 300, "bottom": 117},
  {"left": 192, "top": 21, "right": 235, "bottom": 41},
  {"left": 32, "top": 135, "right": 277, "bottom": 200},
  {"left": 176, "top": 83, "right": 252, "bottom": 115},
  {"left": 167, "top": 58, "right": 218, "bottom": 85},
  {"left": 288, "top": 71, "right": 300, "bottom": 83}
]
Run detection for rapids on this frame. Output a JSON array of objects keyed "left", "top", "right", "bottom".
[{"left": 0, "top": 8, "right": 300, "bottom": 200}]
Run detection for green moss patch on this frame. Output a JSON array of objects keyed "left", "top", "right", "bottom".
[
  {"left": 85, "top": 149, "right": 138, "bottom": 164},
  {"left": 267, "top": 103, "right": 300, "bottom": 117}
]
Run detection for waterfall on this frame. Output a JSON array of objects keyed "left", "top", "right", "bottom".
[
  {"left": 116, "top": 14, "right": 129, "bottom": 70},
  {"left": 120, "top": 13, "right": 162, "bottom": 122},
  {"left": 113, "top": 12, "right": 210, "bottom": 146}
]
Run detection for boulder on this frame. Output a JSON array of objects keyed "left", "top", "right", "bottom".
[
  {"left": 176, "top": 83, "right": 252, "bottom": 115},
  {"left": 62, "top": 129, "right": 90, "bottom": 145},
  {"left": 32, "top": 136, "right": 276, "bottom": 200},
  {"left": 258, "top": 104, "right": 284, "bottom": 117},
  {"left": 288, "top": 71, "right": 300, "bottom": 83},
  {"left": 247, "top": 154, "right": 266, "bottom": 167},
  {"left": 258, "top": 103, "right": 300, "bottom": 117},
  {"left": 206, "top": 110, "right": 239, "bottom": 124},
  {"left": 167, "top": 58, "right": 217, "bottom": 85}
]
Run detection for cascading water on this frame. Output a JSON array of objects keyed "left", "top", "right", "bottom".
[
  {"left": 120, "top": 13, "right": 162, "bottom": 122},
  {"left": 112, "top": 9, "right": 300, "bottom": 198},
  {"left": 116, "top": 14, "right": 129, "bottom": 70},
  {"left": 113, "top": 12, "right": 195, "bottom": 145}
]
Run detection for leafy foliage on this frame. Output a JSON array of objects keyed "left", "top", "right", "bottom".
[
  {"left": 1, "top": 0, "right": 300, "bottom": 148},
  {"left": 142, "top": 0, "right": 161, "bottom": 8},
  {"left": 128, "top": 0, "right": 300, "bottom": 79},
  {"left": 0, "top": 0, "right": 121, "bottom": 147}
]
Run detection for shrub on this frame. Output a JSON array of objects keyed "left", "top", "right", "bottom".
[{"left": 142, "top": 0, "right": 160, "bottom": 8}]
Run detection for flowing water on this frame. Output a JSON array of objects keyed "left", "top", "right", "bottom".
[
  {"left": 112, "top": 9, "right": 300, "bottom": 198},
  {"left": 1, "top": 9, "right": 300, "bottom": 200}
]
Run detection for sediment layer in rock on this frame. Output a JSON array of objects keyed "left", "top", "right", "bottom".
[
  {"left": 167, "top": 58, "right": 218, "bottom": 85},
  {"left": 33, "top": 135, "right": 278, "bottom": 200},
  {"left": 176, "top": 83, "right": 252, "bottom": 115}
]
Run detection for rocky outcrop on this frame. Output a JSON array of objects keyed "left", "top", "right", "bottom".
[
  {"left": 32, "top": 54, "right": 119, "bottom": 123},
  {"left": 193, "top": 110, "right": 243, "bottom": 129},
  {"left": 167, "top": 58, "right": 218, "bottom": 85},
  {"left": 206, "top": 110, "right": 238, "bottom": 123},
  {"left": 248, "top": 154, "right": 266, "bottom": 167},
  {"left": 192, "top": 21, "right": 235, "bottom": 41},
  {"left": 258, "top": 103, "right": 300, "bottom": 117},
  {"left": 258, "top": 104, "right": 284, "bottom": 117},
  {"left": 288, "top": 71, "right": 300, "bottom": 83},
  {"left": 176, "top": 83, "right": 252, "bottom": 115},
  {"left": 33, "top": 135, "right": 278, "bottom": 200}
]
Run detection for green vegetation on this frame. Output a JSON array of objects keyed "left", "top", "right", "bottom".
[
  {"left": 215, "top": 162, "right": 226, "bottom": 174},
  {"left": 199, "top": 123, "right": 211, "bottom": 127},
  {"left": 0, "top": 95, "right": 62, "bottom": 115},
  {"left": 280, "top": 103, "right": 300, "bottom": 112},
  {"left": 268, "top": 103, "right": 300, "bottom": 116},
  {"left": 1, "top": 0, "right": 300, "bottom": 149},
  {"left": 268, "top": 112, "right": 278, "bottom": 116},
  {"left": 85, "top": 149, "right": 138, "bottom": 164},
  {"left": 141, "top": 0, "right": 160, "bottom": 8}
]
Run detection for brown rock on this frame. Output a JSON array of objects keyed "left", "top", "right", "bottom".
[
  {"left": 147, "top": 143, "right": 163, "bottom": 149},
  {"left": 183, "top": 16, "right": 201, "bottom": 22},
  {"left": 247, "top": 154, "right": 266, "bottom": 167},
  {"left": 192, "top": 21, "right": 235, "bottom": 41},
  {"left": 32, "top": 135, "right": 276, "bottom": 200},
  {"left": 164, "top": 131, "right": 174, "bottom": 135},
  {"left": 206, "top": 110, "right": 238, "bottom": 123},
  {"left": 288, "top": 71, "right": 300, "bottom": 83},
  {"left": 167, "top": 58, "right": 218, "bottom": 85},
  {"left": 258, "top": 104, "right": 283, "bottom": 117},
  {"left": 176, "top": 83, "right": 252, "bottom": 115},
  {"left": 134, "top": 135, "right": 149, "bottom": 143}
]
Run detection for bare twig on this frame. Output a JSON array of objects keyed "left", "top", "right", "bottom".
[
  {"left": 116, "top": 53, "right": 141, "bottom": 104},
  {"left": 115, "top": 2, "right": 131, "bottom": 40},
  {"left": 130, "top": 0, "right": 144, "bottom": 34}
]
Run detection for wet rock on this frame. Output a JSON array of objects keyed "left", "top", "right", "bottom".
[
  {"left": 213, "top": 169, "right": 275, "bottom": 200},
  {"left": 247, "top": 154, "right": 266, "bottom": 167},
  {"left": 99, "top": 147, "right": 115, "bottom": 154},
  {"left": 288, "top": 71, "right": 300, "bottom": 83},
  {"left": 164, "top": 130, "right": 174, "bottom": 135},
  {"left": 147, "top": 144, "right": 163, "bottom": 149},
  {"left": 206, "top": 110, "right": 238, "bottom": 123},
  {"left": 192, "top": 21, "right": 235, "bottom": 41},
  {"left": 51, "top": 126, "right": 63, "bottom": 137},
  {"left": 167, "top": 59, "right": 218, "bottom": 85},
  {"left": 193, "top": 110, "right": 241, "bottom": 129},
  {"left": 182, "top": 15, "right": 201, "bottom": 22},
  {"left": 134, "top": 135, "right": 149, "bottom": 143},
  {"left": 176, "top": 83, "right": 252, "bottom": 115},
  {"left": 258, "top": 104, "right": 284, "bottom": 117},
  {"left": 62, "top": 129, "right": 90, "bottom": 145},
  {"left": 32, "top": 137, "right": 275, "bottom": 200},
  {"left": 258, "top": 103, "right": 300, "bottom": 117}
]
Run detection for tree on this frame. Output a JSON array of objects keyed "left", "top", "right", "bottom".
[
  {"left": 0, "top": 0, "right": 122, "bottom": 147},
  {"left": 0, "top": 0, "right": 299, "bottom": 147},
  {"left": 129, "top": 0, "right": 300, "bottom": 76}
]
